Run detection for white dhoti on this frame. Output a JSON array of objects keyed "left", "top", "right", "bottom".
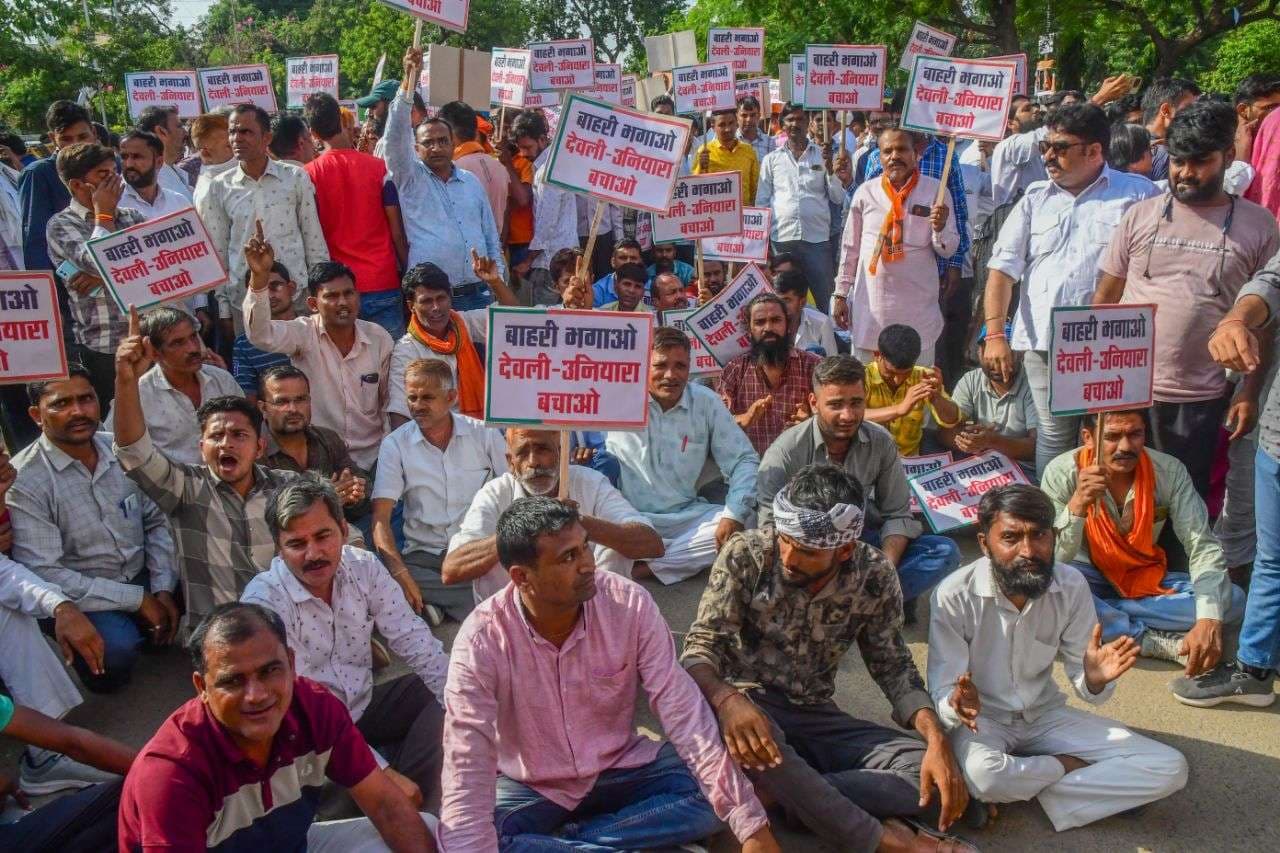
[
  {"left": 951, "top": 704, "right": 1187, "bottom": 831},
  {"left": 645, "top": 504, "right": 726, "bottom": 585},
  {"left": 0, "top": 606, "right": 82, "bottom": 719}
]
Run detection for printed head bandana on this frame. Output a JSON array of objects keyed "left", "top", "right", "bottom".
[{"left": 772, "top": 487, "right": 865, "bottom": 549}]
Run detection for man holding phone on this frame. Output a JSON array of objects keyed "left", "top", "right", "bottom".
[{"left": 45, "top": 142, "right": 147, "bottom": 409}]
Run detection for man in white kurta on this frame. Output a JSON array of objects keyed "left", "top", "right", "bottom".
[
  {"left": 927, "top": 484, "right": 1187, "bottom": 831},
  {"left": 833, "top": 128, "right": 958, "bottom": 367}
]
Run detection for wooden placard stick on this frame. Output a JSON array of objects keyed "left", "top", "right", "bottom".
[
  {"left": 838, "top": 109, "right": 846, "bottom": 158},
  {"left": 558, "top": 431, "right": 572, "bottom": 499},
  {"left": 413, "top": 19, "right": 423, "bottom": 50},
  {"left": 934, "top": 135, "right": 957, "bottom": 208},
  {"left": 696, "top": 241, "right": 709, "bottom": 304},
  {"left": 577, "top": 200, "right": 606, "bottom": 281}
]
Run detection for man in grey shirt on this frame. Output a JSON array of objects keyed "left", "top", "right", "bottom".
[
  {"left": 758, "top": 355, "right": 960, "bottom": 607},
  {"left": 1176, "top": 249, "right": 1280, "bottom": 707},
  {"left": 938, "top": 326, "right": 1037, "bottom": 477}
]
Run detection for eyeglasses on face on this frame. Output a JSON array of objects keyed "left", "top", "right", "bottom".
[{"left": 1037, "top": 139, "right": 1089, "bottom": 156}]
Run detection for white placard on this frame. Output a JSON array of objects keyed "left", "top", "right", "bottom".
[
  {"left": 376, "top": 0, "right": 469, "bottom": 33},
  {"left": 987, "top": 53, "right": 1029, "bottom": 97},
  {"left": 899, "top": 20, "right": 957, "bottom": 72},
  {"left": 653, "top": 172, "right": 743, "bottom": 244},
  {"left": 85, "top": 208, "right": 228, "bottom": 312},
  {"left": 803, "top": 45, "right": 886, "bottom": 110},
  {"left": 902, "top": 55, "right": 1018, "bottom": 141},
  {"left": 708, "top": 27, "right": 766, "bottom": 74},
  {"left": 660, "top": 307, "right": 721, "bottom": 377},
  {"left": 197, "top": 64, "right": 277, "bottom": 113},
  {"left": 701, "top": 207, "right": 770, "bottom": 263},
  {"left": 908, "top": 450, "right": 1031, "bottom": 533},
  {"left": 0, "top": 273, "right": 67, "bottom": 385},
  {"left": 683, "top": 263, "right": 772, "bottom": 367},
  {"left": 902, "top": 451, "right": 953, "bottom": 513},
  {"left": 645, "top": 31, "right": 698, "bottom": 73},
  {"left": 286, "top": 55, "right": 338, "bottom": 109},
  {"left": 735, "top": 76, "right": 771, "bottom": 114},
  {"left": 545, "top": 94, "right": 692, "bottom": 214},
  {"left": 124, "top": 71, "right": 200, "bottom": 120},
  {"left": 485, "top": 306, "right": 653, "bottom": 429},
  {"left": 672, "top": 62, "right": 736, "bottom": 114},
  {"left": 1048, "top": 304, "right": 1156, "bottom": 416},
  {"left": 523, "top": 90, "right": 561, "bottom": 109},
  {"left": 491, "top": 49, "right": 530, "bottom": 108},
  {"left": 529, "top": 39, "right": 596, "bottom": 92},
  {"left": 620, "top": 74, "right": 637, "bottom": 108},
  {"left": 591, "top": 63, "right": 623, "bottom": 105}
]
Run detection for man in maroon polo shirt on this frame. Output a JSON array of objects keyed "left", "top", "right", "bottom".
[{"left": 118, "top": 602, "right": 435, "bottom": 852}]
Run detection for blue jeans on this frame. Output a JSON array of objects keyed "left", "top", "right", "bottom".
[
  {"left": 452, "top": 285, "right": 493, "bottom": 312},
  {"left": 862, "top": 529, "right": 961, "bottom": 601},
  {"left": 40, "top": 595, "right": 145, "bottom": 694},
  {"left": 1071, "top": 563, "right": 1247, "bottom": 643},
  {"left": 0, "top": 779, "right": 121, "bottom": 850},
  {"left": 358, "top": 288, "right": 407, "bottom": 341},
  {"left": 1240, "top": 447, "right": 1280, "bottom": 670},
  {"left": 493, "top": 743, "right": 722, "bottom": 851}
]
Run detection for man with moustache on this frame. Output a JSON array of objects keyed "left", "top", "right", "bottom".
[
  {"left": 136, "top": 106, "right": 196, "bottom": 199},
  {"left": 590, "top": 238, "right": 646, "bottom": 306},
  {"left": 1093, "top": 100, "right": 1280, "bottom": 499},
  {"left": 1040, "top": 411, "right": 1244, "bottom": 672},
  {"left": 606, "top": 328, "right": 758, "bottom": 585},
  {"left": 243, "top": 477, "right": 450, "bottom": 812},
  {"left": 938, "top": 326, "right": 1037, "bottom": 478},
  {"left": 773, "top": 262, "right": 840, "bottom": 357},
  {"left": 694, "top": 107, "right": 759, "bottom": 204},
  {"left": 989, "top": 95, "right": 1047, "bottom": 206},
  {"left": 9, "top": 366, "right": 177, "bottom": 695},
  {"left": 982, "top": 104, "right": 1159, "bottom": 477},
  {"left": 647, "top": 241, "right": 696, "bottom": 287},
  {"left": 439, "top": 498, "right": 781, "bottom": 853},
  {"left": 118, "top": 130, "right": 191, "bottom": 220},
  {"left": 105, "top": 307, "right": 243, "bottom": 465},
  {"left": 598, "top": 263, "right": 652, "bottom": 312},
  {"left": 758, "top": 355, "right": 961, "bottom": 609},
  {"left": 243, "top": 231, "right": 394, "bottom": 470},
  {"left": 111, "top": 307, "right": 298, "bottom": 635},
  {"left": 652, "top": 271, "right": 690, "bottom": 312},
  {"left": 1142, "top": 78, "right": 1201, "bottom": 182},
  {"left": 444, "top": 427, "right": 661, "bottom": 601},
  {"left": 928, "top": 485, "right": 1188, "bottom": 831},
  {"left": 692, "top": 256, "right": 726, "bottom": 298},
  {"left": 719, "top": 294, "right": 822, "bottom": 455},
  {"left": 684, "top": 465, "right": 975, "bottom": 852},
  {"left": 373, "top": 359, "right": 509, "bottom": 623},
  {"left": 231, "top": 263, "right": 294, "bottom": 401}
]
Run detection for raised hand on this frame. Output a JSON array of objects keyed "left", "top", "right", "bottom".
[
  {"left": 948, "top": 672, "right": 981, "bottom": 732},
  {"left": 471, "top": 248, "right": 502, "bottom": 286},
  {"left": 1067, "top": 464, "right": 1109, "bottom": 518},
  {"left": 115, "top": 305, "right": 153, "bottom": 384},
  {"left": 243, "top": 219, "right": 276, "bottom": 285},
  {"left": 734, "top": 394, "right": 773, "bottom": 429},
  {"left": 788, "top": 398, "right": 812, "bottom": 425},
  {"left": 1083, "top": 623, "right": 1139, "bottom": 692},
  {"left": 333, "top": 468, "right": 366, "bottom": 506},
  {"left": 402, "top": 46, "right": 424, "bottom": 87}
]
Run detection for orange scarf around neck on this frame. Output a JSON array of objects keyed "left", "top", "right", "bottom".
[
  {"left": 1077, "top": 446, "right": 1172, "bottom": 599},
  {"left": 869, "top": 171, "right": 919, "bottom": 275},
  {"left": 408, "top": 310, "right": 485, "bottom": 419}
]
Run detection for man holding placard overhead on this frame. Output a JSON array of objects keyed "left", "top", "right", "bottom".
[{"left": 981, "top": 104, "right": 1158, "bottom": 477}]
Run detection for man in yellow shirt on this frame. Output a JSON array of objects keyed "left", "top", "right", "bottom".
[
  {"left": 864, "top": 324, "right": 960, "bottom": 456},
  {"left": 694, "top": 108, "right": 759, "bottom": 204}
]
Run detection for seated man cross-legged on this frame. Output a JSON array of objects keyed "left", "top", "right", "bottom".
[
  {"left": 928, "top": 485, "right": 1189, "bottom": 831},
  {"left": 439, "top": 497, "right": 780, "bottom": 852},
  {"left": 1040, "top": 409, "right": 1245, "bottom": 671}
]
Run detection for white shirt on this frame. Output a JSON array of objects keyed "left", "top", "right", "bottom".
[
  {"left": 990, "top": 126, "right": 1048, "bottom": 207},
  {"left": 795, "top": 306, "right": 839, "bottom": 356},
  {"left": 449, "top": 465, "right": 652, "bottom": 602},
  {"left": 0, "top": 164, "right": 23, "bottom": 268},
  {"left": 530, "top": 147, "right": 579, "bottom": 270},
  {"left": 927, "top": 557, "right": 1114, "bottom": 729},
  {"left": 1154, "top": 160, "right": 1256, "bottom": 196},
  {"left": 0, "top": 553, "right": 69, "bottom": 619},
  {"left": 387, "top": 309, "right": 489, "bottom": 419},
  {"left": 105, "top": 364, "right": 243, "bottom": 465},
  {"left": 756, "top": 142, "right": 846, "bottom": 243},
  {"left": 372, "top": 415, "right": 508, "bottom": 555},
  {"left": 158, "top": 162, "right": 194, "bottom": 200},
  {"left": 121, "top": 183, "right": 191, "bottom": 220},
  {"left": 242, "top": 546, "right": 450, "bottom": 719},
  {"left": 988, "top": 167, "right": 1159, "bottom": 351},
  {"left": 958, "top": 142, "right": 994, "bottom": 278}
]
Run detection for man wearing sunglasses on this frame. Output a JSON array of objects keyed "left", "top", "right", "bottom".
[{"left": 982, "top": 104, "right": 1159, "bottom": 478}]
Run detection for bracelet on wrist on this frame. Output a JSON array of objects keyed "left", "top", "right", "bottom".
[
  {"left": 712, "top": 688, "right": 744, "bottom": 712},
  {"left": 94, "top": 213, "right": 115, "bottom": 223}
]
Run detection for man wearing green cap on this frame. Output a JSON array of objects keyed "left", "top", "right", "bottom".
[{"left": 360, "top": 80, "right": 428, "bottom": 158}]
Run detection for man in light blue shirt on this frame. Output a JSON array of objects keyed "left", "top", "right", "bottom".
[
  {"left": 606, "top": 327, "right": 759, "bottom": 586},
  {"left": 981, "top": 103, "right": 1159, "bottom": 477},
  {"left": 382, "top": 47, "right": 503, "bottom": 311}
]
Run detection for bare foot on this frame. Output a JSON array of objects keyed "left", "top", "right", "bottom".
[
  {"left": 631, "top": 561, "right": 654, "bottom": 580},
  {"left": 877, "top": 819, "right": 977, "bottom": 852},
  {"left": 1055, "top": 754, "right": 1091, "bottom": 774}
]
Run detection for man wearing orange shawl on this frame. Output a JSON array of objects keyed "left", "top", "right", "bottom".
[
  {"left": 1041, "top": 410, "right": 1244, "bottom": 680},
  {"left": 386, "top": 258, "right": 520, "bottom": 429}
]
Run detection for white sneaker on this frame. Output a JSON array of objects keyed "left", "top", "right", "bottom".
[
  {"left": 18, "top": 751, "right": 120, "bottom": 796},
  {"left": 422, "top": 603, "right": 445, "bottom": 628}
]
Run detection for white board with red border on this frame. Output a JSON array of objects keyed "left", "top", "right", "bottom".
[
  {"left": 899, "top": 21, "right": 956, "bottom": 71},
  {"left": 376, "top": 0, "right": 469, "bottom": 33},
  {"left": 708, "top": 27, "right": 765, "bottom": 73},
  {"left": 124, "top": 71, "right": 200, "bottom": 120},
  {"left": 672, "top": 62, "right": 736, "bottom": 114},
  {"left": 286, "top": 55, "right": 339, "bottom": 108},
  {"left": 803, "top": 45, "right": 887, "bottom": 110},
  {"left": 591, "top": 64, "right": 623, "bottom": 105},
  {"left": 198, "top": 64, "right": 278, "bottom": 113},
  {"left": 683, "top": 263, "right": 772, "bottom": 368},
  {"left": 701, "top": 207, "right": 770, "bottom": 263},
  {"left": 620, "top": 74, "right": 637, "bottom": 108},
  {"left": 902, "top": 55, "right": 1019, "bottom": 141},
  {"left": 908, "top": 450, "right": 1031, "bottom": 533},
  {"left": 902, "top": 451, "right": 953, "bottom": 513},
  {"left": 987, "top": 53, "right": 1028, "bottom": 96},
  {"left": 529, "top": 39, "right": 596, "bottom": 92},
  {"left": 660, "top": 307, "right": 721, "bottom": 377},
  {"left": 653, "top": 172, "right": 743, "bottom": 244},
  {"left": 1048, "top": 304, "right": 1156, "bottom": 416},
  {"left": 0, "top": 272, "right": 68, "bottom": 385}
]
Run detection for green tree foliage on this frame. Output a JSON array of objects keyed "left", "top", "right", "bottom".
[
  {"left": 1199, "top": 20, "right": 1280, "bottom": 93},
  {"left": 527, "top": 0, "right": 683, "bottom": 64}
]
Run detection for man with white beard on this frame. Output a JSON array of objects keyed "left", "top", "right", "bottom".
[{"left": 442, "top": 429, "right": 662, "bottom": 603}]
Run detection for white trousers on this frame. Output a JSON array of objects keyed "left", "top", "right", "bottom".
[
  {"left": 951, "top": 705, "right": 1187, "bottom": 831},
  {"left": 0, "top": 606, "right": 82, "bottom": 720},
  {"left": 307, "top": 813, "right": 438, "bottom": 852},
  {"left": 645, "top": 505, "right": 724, "bottom": 585}
]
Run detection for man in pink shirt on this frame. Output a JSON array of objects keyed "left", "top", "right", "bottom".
[
  {"left": 439, "top": 100, "right": 512, "bottom": 239},
  {"left": 833, "top": 127, "right": 959, "bottom": 367},
  {"left": 439, "top": 497, "right": 781, "bottom": 852}
]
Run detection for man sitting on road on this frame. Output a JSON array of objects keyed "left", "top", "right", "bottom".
[
  {"left": 929, "top": 485, "right": 1189, "bottom": 831},
  {"left": 118, "top": 603, "right": 437, "bottom": 851},
  {"left": 598, "top": 262, "right": 652, "bottom": 313},
  {"left": 863, "top": 324, "right": 961, "bottom": 458},
  {"left": 1040, "top": 410, "right": 1245, "bottom": 670},
  {"left": 685, "top": 464, "right": 975, "bottom": 852},
  {"left": 443, "top": 428, "right": 662, "bottom": 601},
  {"left": 438, "top": 498, "right": 780, "bottom": 852},
  {"left": 243, "top": 477, "right": 450, "bottom": 812}
]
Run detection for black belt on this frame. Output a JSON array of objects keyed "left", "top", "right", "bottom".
[{"left": 452, "top": 280, "right": 485, "bottom": 298}]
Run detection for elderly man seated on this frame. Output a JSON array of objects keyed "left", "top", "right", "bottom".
[
  {"left": 606, "top": 327, "right": 760, "bottom": 585},
  {"left": 1040, "top": 409, "right": 1245, "bottom": 674}
]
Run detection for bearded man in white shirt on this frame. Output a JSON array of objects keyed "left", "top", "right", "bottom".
[{"left": 928, "top": 485, "right": 1187, "bottom": 831}]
